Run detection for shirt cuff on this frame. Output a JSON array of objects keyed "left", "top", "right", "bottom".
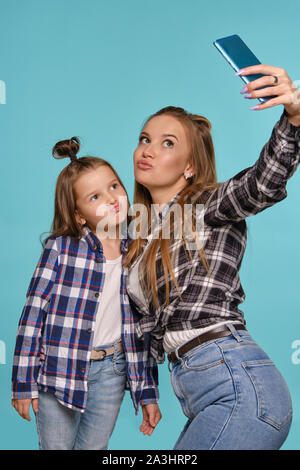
[
  {"left": 12, "top": 381, "right": 38, "bottom": 399},
  {"left": 140, "top": 387, "right": 159, "bottom": 406},
  {"left": 277, "top": 109, "right": 300, "bottom": 142}
]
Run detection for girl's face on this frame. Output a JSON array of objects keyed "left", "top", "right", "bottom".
[
  {"left": 133, "top": 114, "right": 194, "bottom": 195},
  {"left": 73, "top": 165, "right": 128, "bottom": 235}
]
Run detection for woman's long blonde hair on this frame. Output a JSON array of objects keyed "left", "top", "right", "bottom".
[{"left": 123, "top": 106, "right": 222, "bottom": 309}]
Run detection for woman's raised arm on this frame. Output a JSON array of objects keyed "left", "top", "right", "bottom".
[{"left": 205, "top": 65, "right": 300, "bottom": 226}]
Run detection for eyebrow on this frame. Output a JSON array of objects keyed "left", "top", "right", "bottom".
[
  {"left": 84, "top": 178, "right": 119, "bottom": 199},
  {"left": 140, "top": 131, "right": 178, "bottom": 142}
]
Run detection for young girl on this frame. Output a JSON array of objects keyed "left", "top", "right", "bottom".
[
  {"left": 11, "top": 137, "right": 161, "bottom": 450},
  {"left": 124, "top": 64, "right": 300, "bottom": 449}
]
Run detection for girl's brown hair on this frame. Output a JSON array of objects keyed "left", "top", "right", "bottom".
[
  {"left": 123, "top": 106, "right": 222, "bottom": 309},
  {"left": 41, "top": 137, "right": 131, "bottom": 248}
]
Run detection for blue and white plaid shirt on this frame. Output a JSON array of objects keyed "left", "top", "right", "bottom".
[{"left": 12, "top": 226, "right": 159, "bottom": 414}]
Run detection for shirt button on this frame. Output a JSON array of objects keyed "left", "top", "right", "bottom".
[
  {"left": 87, "top": 328, "right": 92, "bottom": 334},
  {"left": 95, "top": 293, "right": 99, "bottom": 298},
  {"left": 81, "top": 368, "right": 85, "bottom": 373}
]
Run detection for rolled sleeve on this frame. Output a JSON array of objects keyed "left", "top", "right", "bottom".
[{"left": 205, "top": 109, "right": 300, "bottom": 226}]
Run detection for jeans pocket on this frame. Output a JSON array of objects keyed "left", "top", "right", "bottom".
[
  {"left": 184, "top": 356, "right": 225, "bottom": 371},
  {"left": 112, "top": 351, "right": 126, "bottom": 376},
  {"left": 183, "top": 342, "right": 225, "bottom": 371},
  {"left": 170, "top": 364, "right": 191, "bottom": 418},
  {"left": 242, "top": 360, "right": 292, "bottom": 430}
]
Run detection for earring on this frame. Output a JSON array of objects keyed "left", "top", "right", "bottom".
[{"left": 184, "top": 172, "right": 193, "bottom": 180}]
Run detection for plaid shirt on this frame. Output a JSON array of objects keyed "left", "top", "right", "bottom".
[
  {"left": 12, "top": 226, "right": 158, "bottom": 414},
  {"left": 128, "top": 110, "right": 300, "bottom": 363}
]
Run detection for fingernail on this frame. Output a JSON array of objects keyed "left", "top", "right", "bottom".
[
  {"left": 240, "top": 86, "right": 248, "bottom": 94},
  {"left": 235, "top": 69, "right": 245, "bottom": 76},
  {"left": 250, "top": 105, "right": 259, "bottom": 110},
  {"left": 244, "top": 93, "right": 252, "bottom": 99}
]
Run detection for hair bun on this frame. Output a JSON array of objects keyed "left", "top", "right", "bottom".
[
  {"left": 52, "top": 136, "right": 80, "bottom": 161},
  {"left": 190, "top": 114, "right": 211, "bottom": 130}
]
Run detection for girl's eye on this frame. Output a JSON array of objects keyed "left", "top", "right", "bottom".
[
  {"left": 91, "top": 194, "right": 98, "bottom": 201},
  {"left": 111, "top": 183, "right": 119, "bottom": 189},
  {"left": 164, "top": 140, "right": 174, "bottom": 148}
]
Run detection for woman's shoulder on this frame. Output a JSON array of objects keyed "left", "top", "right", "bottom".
[{"left": 185, "top": 183, "right": 221, "bottom": 206}]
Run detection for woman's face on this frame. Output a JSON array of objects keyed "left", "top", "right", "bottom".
[
  {"left": 133, "top": 114, "right": 193, "bottom": 195},
  {"left": 73, "top": 165, "right": 128, "bottom": 235}
]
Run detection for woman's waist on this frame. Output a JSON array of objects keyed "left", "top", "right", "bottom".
[{"left": 163, "top": 320, "right": 244, "bottom": 353}]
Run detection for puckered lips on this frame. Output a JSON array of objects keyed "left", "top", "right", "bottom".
[{"left": 137, "top": 159, "right": 153, "bottom": 170}]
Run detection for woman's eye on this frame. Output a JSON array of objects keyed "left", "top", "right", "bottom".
[
  {"left": 111, "top": 183, "right": 119, "bottom": 190},
  {"left": 164, "top": 140, "right": 174, "bottom": 147},
  {"left": 91, "top": 194, "right": 98, "bottom": 201},
  {"left": 139, "top": 136, "right": 149, "bottom": 144}
]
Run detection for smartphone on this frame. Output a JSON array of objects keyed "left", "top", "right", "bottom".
[{"left": 213, "top": 34, "right": 276, "bottom": 103}]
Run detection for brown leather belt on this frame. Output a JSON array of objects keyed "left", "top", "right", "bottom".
[
  {"left": 167, "top": 324, "right": 247, "bottom": 363},
  {"left": 90, "top": 341, "right": 123, "bottom": 361}
]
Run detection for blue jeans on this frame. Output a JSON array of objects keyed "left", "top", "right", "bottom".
[
  {"left": 35, "top": 343, "right": 126, "bottom": 450},
  {"left": 169, "top": 324, "right": 292, "bottom": 450}
]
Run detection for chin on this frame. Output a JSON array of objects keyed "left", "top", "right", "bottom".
[
  {"left": 134, "top": 172, "right": 149, "bottom": 184},
  {"left": 135, "top": 179, "right": 151, "bottom": 191}
]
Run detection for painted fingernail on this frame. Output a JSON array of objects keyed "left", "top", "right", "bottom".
[
  {"left": 244, "top": 93, "right": 252, "bottom": 99},
  {"left": 240, "top": 86, "right": 248, "bottom": 94},
  {"left": 250, "top": 105, "right": 259, "bottom": 110},
  {"left": 235, "top": 69, "right": 245, "bottom": 76}
]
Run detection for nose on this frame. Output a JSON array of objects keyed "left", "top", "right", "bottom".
[
  {"left": 104, "top": 192, "right": 117, "bottom": 205},
  {"left": 143, "top": 142, "right": 156, "bottom": 159}
]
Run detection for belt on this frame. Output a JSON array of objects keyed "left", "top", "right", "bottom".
[
  {"left": 167, "top": 324, "right": 247, "bottom": 363},
  {"left": 90, "top": 341, "right": 123, "bottom": 361}
]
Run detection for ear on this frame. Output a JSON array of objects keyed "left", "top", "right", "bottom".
[
  {"left": 74, "top": 209, "right": 86, "bottom": 226},
  {"left": 184, "top": 162, "right": 195, "bottom": 177}
]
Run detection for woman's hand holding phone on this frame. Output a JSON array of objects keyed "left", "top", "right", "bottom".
[{"left": 236, "top": 64, "right": 300, "bottom": 125}]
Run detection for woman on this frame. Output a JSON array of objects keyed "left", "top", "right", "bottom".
[{"left": 124, "top": 64, "right": 300, "bottom": 449}]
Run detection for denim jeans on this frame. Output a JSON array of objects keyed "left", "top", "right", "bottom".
[
  {"left": 169, "top": 324, "right": 293, "bottom": 450},
  {"left": 35, "top": 343, "right": 126, "bottom": 450}
]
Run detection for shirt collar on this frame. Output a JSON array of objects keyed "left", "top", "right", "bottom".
[{"left": 81, "top": 225, "right": 129, "bottom": 255}]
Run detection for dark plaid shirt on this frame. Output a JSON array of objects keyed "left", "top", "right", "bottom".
[{"left": 127, "top": 110, "right": 300, "bottom": 363}]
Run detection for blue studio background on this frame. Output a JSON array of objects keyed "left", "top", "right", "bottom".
[{"left": 1, "top": 0, "right": 299, "bottom": 450}]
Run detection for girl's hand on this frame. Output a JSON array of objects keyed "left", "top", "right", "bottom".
[
  {"left": 237, "top": 65, "right": 300, "bottom": 125},
  {"left": 140, "top": 403, "right": 162, "bottom": 436},
  {"left": 11, "top": 398, "right": 39, "bottom": 421}
]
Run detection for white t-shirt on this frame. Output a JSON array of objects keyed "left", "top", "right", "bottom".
[{"left": 92, "top": 254, "right": 123, "bottom": 348}]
